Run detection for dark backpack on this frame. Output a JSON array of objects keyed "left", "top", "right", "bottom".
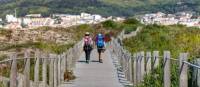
[{"left": 84, "top": 37, "right": 93, "bottom": 51}]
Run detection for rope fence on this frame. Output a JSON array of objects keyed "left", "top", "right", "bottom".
[
  {"left": 0, "top": 40, "right": 83, "bottom": 87},
  {"left": 111, "top": 38, "right": 200, "bottom": 87}
]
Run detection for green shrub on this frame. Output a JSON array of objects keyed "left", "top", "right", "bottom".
[
  {"left": 124, "top": 18, "right": 141, "bottom": 25},
  {"left": 102, "top": 20, "right": 118, "bottom": 29},
  {"left": 123, "top": 25, "right": 137, "bottom": 34}
]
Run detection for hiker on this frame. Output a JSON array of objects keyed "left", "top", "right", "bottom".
[
  {"left": 105, "top": 33, "right": 112, "bottom": 45},
  {"left": 95, "top": 33, "right": 106, "bottom": 63},
  {"left": 83, "top": 32, "right": 93, "bottom": 63}
]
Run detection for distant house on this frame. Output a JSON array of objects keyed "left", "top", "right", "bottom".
[
  {"left": 6, "top": 15, "right": 18, "bottom": 23},
  {"left": 0, "top": 19, "right": 2, "bottom": 28},
  {"left": 25, "top": 14, "right": 42, "bottom": 18},
  {"left": 81, "top": 13, "right": 91, "bottom": 18},
  {"left": 92, "top": 15, "right": 102, "bottom": 21}
]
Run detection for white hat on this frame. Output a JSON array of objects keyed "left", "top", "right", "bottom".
[{"left": 85, "top": 32, "right": 90, "bottom": 35}]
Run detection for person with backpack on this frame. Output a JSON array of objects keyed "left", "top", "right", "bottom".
[
  {"left": 83, "top": 32, "right": 93, "bottom": 63},
  {"left": 95, "top": 33, "right": 106, "bottom": 63}
]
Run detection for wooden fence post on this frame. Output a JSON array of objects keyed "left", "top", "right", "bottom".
[
  {"left": 179, "top": 53, "right": 188, "bottom": 87},
  {"left": 67, "top": 49, "right": 72, "bottom": 71},
  {"left": 42, "top": 53, "right": 47, "bottom": 87},
  {"left": 133, "top": 53, "right": 137, "bottom": 85},
  {"left": 153, "top": 51, "right": 159, "bottom": 70},
  {"left": 61, "top": 53, "right": 66, "bottom": 82},
  {"left": 164, "top": 51, "right": 171, "bottom": 87},
  {"left": 146, "top": 52, "right": 151, "bottom": 74},
  {"left": 58, "top": 55, "right": 61, "bottom": 85},
  {"left": 140, "top": 51, "right": 145, "bottom": 82},
  {"left": 10, "top": 53, "right": 17, "bottom": 87},
  {"left": 49, "top": 54, "right": 54, "bottom": 87},
  {"left": 23, "top": 50, "right": 30, "bottom": 87},
  {"left": 128, "top": 53, "right": 133, "bottom": 83},
  {"left": 34, "top": 50, "right": 40, "bottom": 87},
  {"left": 136, "top": 52, "right": 141, "bottom": 84},
  {"left": 54, "top": 55, "right": 58, "bottom": 87}
]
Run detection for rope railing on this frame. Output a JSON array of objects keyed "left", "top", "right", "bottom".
[
  {"left": 183, "top": 61, "right": 200, "bottom": 69},
  {"left": 167, "top": 58, "right": 179, "bottom": 61}
]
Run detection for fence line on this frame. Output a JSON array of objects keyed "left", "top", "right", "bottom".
[
  {"left": 111, "top": 38, "right": 200, "bottom": 87},
  {"left": 0, "top": 40, "right": 83, "bottom": 87}
]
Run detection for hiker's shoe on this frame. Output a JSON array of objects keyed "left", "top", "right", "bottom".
[
  {"left": 86, "top": 60, "right": 89, "bottom": 64},
  {"left": 99, "top": 59, "right": 103, "bottom": 63}
]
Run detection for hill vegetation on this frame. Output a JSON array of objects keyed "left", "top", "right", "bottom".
[{"left": 0, "top": 0, "right": 200, "bottom": 18}]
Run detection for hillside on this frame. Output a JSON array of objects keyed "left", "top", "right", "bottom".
[{"left": 0, "top": 0, "right": 200, "bottom": 17}]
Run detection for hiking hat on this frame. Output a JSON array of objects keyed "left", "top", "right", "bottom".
[{"left": 85, "top": 32, "right": 90, "bottom": 35}]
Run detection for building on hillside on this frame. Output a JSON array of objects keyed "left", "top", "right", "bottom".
[
  {"left": 6, "top": 15, "right": 18, "bottom": 23},
  {"left": 81, "top": 13, "right": 91, "bottom": 18},
  {"left": 25, "top": 17, "right": 54, "bottom": 28},
  {"left": 156, "top": 12, "right": 166, "bottom": 17},
  {"left": 92, "top": 14, "right": 102, "bottom": 21},
  {"left": 25, "top": 14, "right": 42, "bottom": 18},
  {"left": 0, "top": 18, "right": 3, "bottom": 28},
  {"left": 113, "top": 17, "right": 125, "bottom": 22}
]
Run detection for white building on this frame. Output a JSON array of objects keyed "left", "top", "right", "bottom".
[
  {"left": 6, "top": 15, "right": 18, "bottom": 23},
  {"left": 26, "top": 14, "right": 42, "bottom": 18},
  {"left": 92, "top": 15, "right": 102, "bottom": 21},
  {"left": 81, "top": 13, "right": 91, "bottom": 18}
]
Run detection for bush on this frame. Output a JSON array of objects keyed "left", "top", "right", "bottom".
[
  {"left": 124, "top": 18, "right": 141, "bottom": 25},
  {"left": 102, "top": 20, "right": 118, "bottom": 29},
  {"left": 123, "top": 25, "right": 137, "bottom": 34}
]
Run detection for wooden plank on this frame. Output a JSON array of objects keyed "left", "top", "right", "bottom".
[
  {"left": 34, "top": 50, "right": 40, "bottom": 87},
  {"left": 140, "top": 51, "right": 145, "bottom": 82},
  {"left": 153, "top": 51, "right": 159, "bottom": 70},
  {"left": 164, "top": 51, "right": 171, "bottom": 87},
  {"left": 10, "top": 53, "right": 17, "bottom": 87},
  {"left": 49, "top": 54, "right": 54, "bottom": 87},
  {"left": 23, "top": 50, "right": 30, "bottom": 87},
  {"left": 179, "top": 53, "right": 188, "bottom": 87},
  {"left": 146, "top": 52, "right": 151, "bottom": 74}
]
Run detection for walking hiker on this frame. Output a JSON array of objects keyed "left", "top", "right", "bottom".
[
  {"left": 83, "top": 32, "right": 93, "bottom": 63},
  {"left": 95, "top": 33, "right": 106, "bottom": 63}
]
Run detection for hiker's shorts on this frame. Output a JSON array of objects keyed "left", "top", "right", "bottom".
[{"left": 97, "top": 46, "right": 104, "bottom": 53}]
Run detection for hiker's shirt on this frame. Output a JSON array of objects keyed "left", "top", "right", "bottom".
[{"left": 82, "top": 36, "right": 93, "bottom": 48}]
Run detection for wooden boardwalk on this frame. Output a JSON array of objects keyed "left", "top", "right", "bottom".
[{"left": 60, "top": 49, "right": 123, "bottom": 87}]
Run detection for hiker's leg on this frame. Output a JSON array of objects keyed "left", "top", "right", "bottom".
[
  {"left": 85, "top": 50, "right": 88, "bottom": 62},
  {"left": 98, "top": 48, "right": 101, "bottom": 60},
  {"left": 100, "top": 51, "right": 103, "bottom": 63},
  {"left": 87, "top": 50, "right": 91, "bottom": 61}
]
